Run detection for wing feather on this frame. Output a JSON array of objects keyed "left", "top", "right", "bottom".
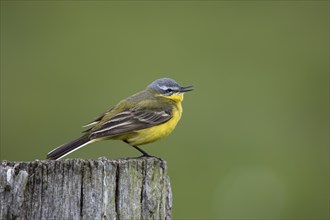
[{"left": 90, "top": 109, "right": 172, "bottom": 139}]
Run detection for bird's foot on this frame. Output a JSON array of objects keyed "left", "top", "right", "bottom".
[{"left": 131, "top": 145, "right": 162, "bottom": 160}]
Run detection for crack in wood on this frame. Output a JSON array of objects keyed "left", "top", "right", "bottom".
[
  {"left": 115, "top": 163, "right": 120, "bottom": 220},
  {"left": 0, "top": 158, "right": 172, "bottom": 220}
]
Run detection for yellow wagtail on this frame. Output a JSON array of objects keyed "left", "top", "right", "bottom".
[{"left": 47, "top": 78, "right": 193, "bottom": 160}]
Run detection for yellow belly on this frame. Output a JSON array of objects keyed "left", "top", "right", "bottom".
[{"left": 126, "top": 103, "right": 182, "bottom": 146}]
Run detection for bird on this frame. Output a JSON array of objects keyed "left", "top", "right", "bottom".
[{"left": 47, "top": 78, "right": 193, "bottom": 160}]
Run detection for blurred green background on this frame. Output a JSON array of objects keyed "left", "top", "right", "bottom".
[{"left": 1, "top": 1, "right": 329, "bottom": 219}]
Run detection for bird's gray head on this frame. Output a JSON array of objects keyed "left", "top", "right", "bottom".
[{"left": 147, "top": 78, "right": 193, "bottom": 96}]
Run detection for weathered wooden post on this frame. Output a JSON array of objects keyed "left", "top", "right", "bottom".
[{"left": 0, "top": 157, "right": 172, "bottom": 219}]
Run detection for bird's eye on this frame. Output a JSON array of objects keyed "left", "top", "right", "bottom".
[{"left": 166, "top": 89, "right": 172, "bottom": 93}]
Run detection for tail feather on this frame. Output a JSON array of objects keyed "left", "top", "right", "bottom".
[{"left": 47, "top": 135, "right": 92, "bottom": 160}]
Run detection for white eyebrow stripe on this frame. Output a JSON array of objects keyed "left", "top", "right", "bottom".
[
  {"left": 157, "top": 85, "right": 179, "bottom": 91},
  {"left": 157, "top": 85, "right": 168, "bottom": 90}
]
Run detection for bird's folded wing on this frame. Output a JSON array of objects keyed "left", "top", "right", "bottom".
[
  {"left": 89, "top": 110, "right": 172, "bottom": 139},
  {"left": 82, "top": 108, "right": 113, "bottom": 128}
]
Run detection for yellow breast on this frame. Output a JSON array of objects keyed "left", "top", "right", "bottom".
[{"left": 127, "top": 101, "right": 183, "bottom": 146}]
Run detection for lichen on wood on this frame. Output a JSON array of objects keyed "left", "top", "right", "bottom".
[{"left": 0, "top": 157, "right": 172, "bottom": 220}]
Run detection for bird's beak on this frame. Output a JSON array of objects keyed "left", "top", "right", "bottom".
[{"left": 180, "top": 85, "right": 194, "bottom": 93}]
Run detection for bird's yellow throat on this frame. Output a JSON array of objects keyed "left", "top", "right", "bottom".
[{"left": 160, "top": 93, "right": 184, "bottom": 103}]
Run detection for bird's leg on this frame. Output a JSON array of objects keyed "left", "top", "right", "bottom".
[
  {"left": 123, "top": 140, "right": 162, "bottom": 159},
  {"left": 132, "top": 145, "right": 151, "bottom": 157},
  {"left": 133, "top": 145, "right": 163, "bottom": 160},
  {"left": 123, "top": 140, "right": 151, "bottom": 157}
]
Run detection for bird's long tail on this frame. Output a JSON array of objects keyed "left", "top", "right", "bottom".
[{"left": 47, "top": 134, "right": 93, "bottom": 160}]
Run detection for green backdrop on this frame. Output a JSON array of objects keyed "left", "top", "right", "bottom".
[{"left": 1, "top": 1, "right": 329, "bottom": 219}]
